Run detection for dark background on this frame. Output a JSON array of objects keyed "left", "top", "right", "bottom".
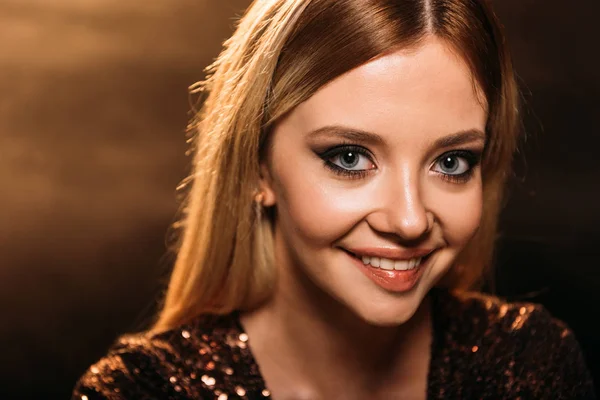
[{"left": 0, "top": 1, "right": 598, "bottom": 398}]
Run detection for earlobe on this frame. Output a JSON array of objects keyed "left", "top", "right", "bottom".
[{"left": 257, "top": 163, "right": 277, "bottom": 207}]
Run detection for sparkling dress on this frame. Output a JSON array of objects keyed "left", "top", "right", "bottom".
[{"left": 72, "top": 288, "right": 596, "bottom": 399}]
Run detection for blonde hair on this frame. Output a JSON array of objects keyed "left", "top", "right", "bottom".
[{"left": 153, "top": 0, "right": 519, "bottom": 332}]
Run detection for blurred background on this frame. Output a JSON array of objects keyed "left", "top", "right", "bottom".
[{"left": 0, "top": 0, "right": 598, "bottom": 398}]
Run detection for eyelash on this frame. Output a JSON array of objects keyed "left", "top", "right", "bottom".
[
  {"left": 317, "top": 145, "right": 482, "bottom": 183},
  {"left": 318, "top": 145, "right": 374, "bottom": 180},
  {"left": 434, "top": 150, "right": 481, "bottom": 184}
]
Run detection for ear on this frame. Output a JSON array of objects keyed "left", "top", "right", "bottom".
[{"left": 257, "top": 161, "right": 277, "bottom": 207}]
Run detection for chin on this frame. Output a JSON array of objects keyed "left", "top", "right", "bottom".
[{"left": 348, "top": 291, "right": 427, "bottom": 327}]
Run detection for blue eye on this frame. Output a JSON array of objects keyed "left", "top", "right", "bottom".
[
  {"left": 318, "top": 145, "right": 376, "bottom": 178},
  {"left": 431, "top": 150, "right": 481, "bottom": 183},
  {"left": 331, "top": 150, "right": 372, "bottom": 171},
  {"left": 434, "top": 154, "right": 470, "bottom": 175}
]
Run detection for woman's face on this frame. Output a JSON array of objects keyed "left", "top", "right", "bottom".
[{"left": 261, "top": 37, "right": 487, "bottom": 326}]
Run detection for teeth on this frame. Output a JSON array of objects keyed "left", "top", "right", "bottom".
[
  {"left": 394, "top": 260, "right": 410, "bottom": 270},
  {"left": 359, "top": 255, "right": 423, "bottom": 270},
  {"left": 380, "top": 258, "right": 394, "bottom": 270}
]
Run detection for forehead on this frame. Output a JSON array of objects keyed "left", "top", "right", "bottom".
[{"left": 285, "top": 37, "right": 487, "bottom": 142}]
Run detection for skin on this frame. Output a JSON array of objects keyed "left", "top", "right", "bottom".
[{"left": 241, "top": 37, "right": 488, "bottom": 399}]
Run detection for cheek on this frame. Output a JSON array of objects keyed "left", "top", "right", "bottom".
[
  {"left": 277, "top": 171, "right": 351, "bottom": 245},
  {"left": 430, "top": 181, "right": 483, "bottom": 246},
  {"left": 273, "top": 163, "right": 361, "bottom": 247}
]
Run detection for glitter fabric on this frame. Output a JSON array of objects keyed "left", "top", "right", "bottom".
[{"left": 72, "top": 289, "right": 596, "bottom": 399}]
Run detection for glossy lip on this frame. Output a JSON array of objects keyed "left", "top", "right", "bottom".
[
  {"left": 343, "top": 247, "right": 435, "bottom": 261},
  {"left": 343, "top": 248, "right": 435, "bottom": 293}
]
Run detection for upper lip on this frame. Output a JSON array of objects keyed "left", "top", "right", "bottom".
[{"left": 342, "top": 247, "right": 435, "bottom": 261}]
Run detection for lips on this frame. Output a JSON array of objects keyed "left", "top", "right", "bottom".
[
  {"left": 343, "top": 247, "right": 435, "bottom": 260},
  {"left": 342, "top": 247, "right": 435, "bottom": 292}
]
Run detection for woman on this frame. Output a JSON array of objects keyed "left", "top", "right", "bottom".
[{"left": 73, "top": 0, "right": 596, "bottom": 399}]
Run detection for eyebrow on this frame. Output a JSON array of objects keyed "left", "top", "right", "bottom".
[
  {"left": 307, "top": 125, "right": 486, "bottom": 148},
  {"left": 433, "top": 129, "right": 486, "bottom": 148},
  {"left": 307, "top": 125, "right": 385, "bottom": 145}
]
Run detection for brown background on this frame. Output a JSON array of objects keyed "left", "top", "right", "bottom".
[{"left": 0, "top": 1, "right": 598, "bottom": 398}]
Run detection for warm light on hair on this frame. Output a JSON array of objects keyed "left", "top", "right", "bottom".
[{"left": 153, "top": 0, "right": 519, "bottom": 332}]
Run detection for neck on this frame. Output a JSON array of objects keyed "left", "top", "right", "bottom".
[{"left": 240, "top": 236, "right": 433, "bottom": 397}]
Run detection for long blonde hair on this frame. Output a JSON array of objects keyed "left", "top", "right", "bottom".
[{"left": 153, "top": 0, "right": 519, "bottom": 332}]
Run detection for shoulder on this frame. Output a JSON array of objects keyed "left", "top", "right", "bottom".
[
  {"left": 71, "top": 313, "right": 264, "bottom": 400},
  {"left": 431, "top": 289, "right": 596, "bottom": 399}
]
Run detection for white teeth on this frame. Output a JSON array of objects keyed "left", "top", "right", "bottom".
[
  {"left": 358, "top": 255, "right": 423, "bottom": 270},
  {"left": 394, "top": 260, "right": 410, "bottom": 270},
  {"left": 379, "top": 258, "right": 394, "bottom": 270}
]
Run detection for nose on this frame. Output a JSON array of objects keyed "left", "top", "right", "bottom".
[{"left": 366, "top": 168, "right": 433, "bottom": 241}]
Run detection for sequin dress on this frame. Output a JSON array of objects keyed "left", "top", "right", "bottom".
[{"left": 72, "top": 289, "right": 596, "bottom": 399}]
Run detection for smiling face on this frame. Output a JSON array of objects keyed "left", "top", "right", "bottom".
[{"left": 260, "top": 37, "right": 487, "bottom": 326}]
